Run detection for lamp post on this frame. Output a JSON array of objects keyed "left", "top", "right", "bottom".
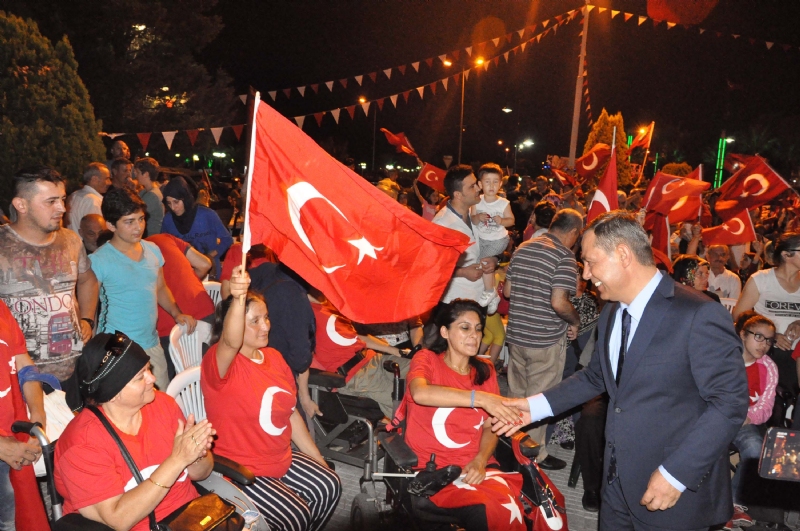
[
  {"left": 454, "top": 57, "right": 485, "bottom": 165},
  {"left": 714, "top": 132, "right": 734, "bottom": 188},
  {"left": 513, "top": 139, "right": 534, "bottom": 174}
]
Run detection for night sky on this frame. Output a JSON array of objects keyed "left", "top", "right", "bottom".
[{"left": 203, "top": 1, "right": 800, "bottom": 174}]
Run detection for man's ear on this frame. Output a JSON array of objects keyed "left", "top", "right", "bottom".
[
  {"left": 11, "top": 196, "right": 27, "bottom": 215},
  {"left": 616, "top": 243, "right": 633, "bottom": 267},
  {"left": 105, "top": 221, "right": 117, "bottom": 233}
]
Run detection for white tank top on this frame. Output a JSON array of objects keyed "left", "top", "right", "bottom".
[
  {"left": 471, "top": 196, "right": 510, "bottom": 241},
  {"left": 752, "top": 268, "right": 800, "bottom": 335}
]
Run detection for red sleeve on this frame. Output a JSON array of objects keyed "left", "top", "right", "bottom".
[
  {"left": 3, "top": 304, "right": 26, "bottom": 356},
  {"left": 168, "top": 234, "right": 190, "bottom": 254},
  {"left": 220, "top": 244, "right": 242, "bottom": 282},
  {"left": 407, "top": 350, "right": 437, "bottom": 384},
  {"left": 792, "top": 341, "right": 800, "bottom": 361},
  {"left": 200, "top": 343, "right": 229, "bottom": 391}
]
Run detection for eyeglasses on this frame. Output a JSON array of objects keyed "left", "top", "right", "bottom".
[
  {"left": 82, "top": 331, "right": 132, "bottom": 386},
  {"left": 744, "top": 330, "right": 776, "bottom": 347}
]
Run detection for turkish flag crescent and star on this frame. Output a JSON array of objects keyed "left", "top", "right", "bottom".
[
  {"left": 714, "top": 156, "right": 792, "bottom": 220},
  {"left": 701, "top": 210, "right": 757, "bottom": 246},
  {"left": 380, "top": 128, "right": 419, "bottom": 158},
  {"left": 242, "top": 97, "right": 470, "bottom": 323},
  {"left": 586, "top": 147, "right": 619, "bottom": 223},
  {"left": 430, "top": 471, "right": 527, "bottom": 531},
  {"left": 574, "top": 143, "right": 611, "bottom": 180},
  {"left": 417, "top": 163, "right": 447, "bottom": 192},
  {"left": 643, "top": 166, "right": 710, "bottom": 215}
]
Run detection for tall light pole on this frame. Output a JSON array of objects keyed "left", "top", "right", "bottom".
[
  {"left": 714, "top": 132, "right": 734, "bottom": 188},
  {"left": 458, "top": 70, "right": 465, "bottom": 164},
  {"left": 568, "top": 1, "right": 590, "bottom": 168}
]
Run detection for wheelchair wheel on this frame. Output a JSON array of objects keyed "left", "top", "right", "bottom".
[{"left": 351, "top": 492, "right": 381, "bottom": 530}]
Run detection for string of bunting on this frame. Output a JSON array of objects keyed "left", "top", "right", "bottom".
[
  {"left": 583, "top": 57, "right": 592, "bottom": 127},
  {"left": 99, "top": 125, "right": 245, "bottom": 151}
]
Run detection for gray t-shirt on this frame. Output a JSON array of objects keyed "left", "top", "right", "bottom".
[{"left": 140, "top": 185, "right": 165, "bottom": 236}]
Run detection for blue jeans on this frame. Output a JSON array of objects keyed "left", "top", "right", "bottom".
[
  {"left": 731, "top": 423, "right": 764, "bottom": 505},
  {"left": 0, "top": 461, "right": 14, "bottom": 530}
]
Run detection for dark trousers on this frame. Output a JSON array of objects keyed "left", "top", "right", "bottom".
[
  {"left": 575, "top": 394, "right": 608, "bottom": 493},
  {"left": 599, "top": 478, "right": 709, "bottom": 531}
]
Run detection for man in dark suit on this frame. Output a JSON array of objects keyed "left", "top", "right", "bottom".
[{"left": 495, "top": 211, "right": 748, "bottom": 530}]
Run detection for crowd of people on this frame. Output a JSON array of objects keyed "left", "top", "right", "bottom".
[{"left": 1, "top": 138, "right": 799, "bottom": 531}]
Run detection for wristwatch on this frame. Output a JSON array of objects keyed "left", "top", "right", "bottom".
[{"left": 81, "top": 317, "right": 95, "bottom": 329}]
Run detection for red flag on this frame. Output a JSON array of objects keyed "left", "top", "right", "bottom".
[
  {"left": 380, "top": 128, "right": 418, "bottom": 158},
  {"left": 586, "top": 147, "right": 619, "bottom": 222},
  {"left": 185, "top": 129, "right": 199, "bottom": 146},
  {"left": 137, "top": 132, "right": 151, "bottom": 151},
  {"left": 714, "top": 156, "right": 791, "bottom": 220},
  {"left": 242, "top": 96, "right": 470, "bottom": 323},
  {"left": 417, "top": 163, "right": 446, "bottom": 192},
  {"left": 701, "top": 210, "right": 756, "bottom": 246},
  {"left": 430, "top": 471, "right": 526, "bottom": 531},
  {"left": 552, "top": 168, "right": 576, "bottom": 187},
  {"left": 649, "top": 212, "right": 672, "bottom": 263},
  {"left": 574, "top": 143, "right": 611, "bottom": 180},
  {"left": 643, "top": 167, "right": 710, "bottom": 214},
  {"left": 723, "top": 153, "right": 756, "bottom": 173},
  {"left": 630, "top": 122, "right": 654, "bottom": 150}
]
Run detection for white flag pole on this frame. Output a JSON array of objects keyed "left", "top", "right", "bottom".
[{"left": 239, "top": 91, "right": 261, "bottom": 305}]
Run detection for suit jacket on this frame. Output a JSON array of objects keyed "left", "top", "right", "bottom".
[{"left": 544, "top": 273, "right": 748, "bottom": 528}]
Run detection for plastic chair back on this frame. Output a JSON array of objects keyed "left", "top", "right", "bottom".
[
  {"left": 166, "top": 366, "right": 206, "bottom": 421},
  {"left": 168, "top": 322, "right": 211, "bottom": 373},
  {"left": 203, "top": 280, "right": 222, "bottom": 308},
  {"left": 720, "top": 297, "right": 737, "bottom": 314}
]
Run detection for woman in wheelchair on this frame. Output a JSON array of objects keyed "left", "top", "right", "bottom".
[
  {"left": 201, "top": 267, "right": 341, "bottom": 531},
  {"left": 54, "top": 332, "right": 215, "bottom": 531},
  {"left": 403, "top": 299, "right": 528, "bottom": 531}
]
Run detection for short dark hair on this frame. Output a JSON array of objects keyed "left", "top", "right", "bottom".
[
  {"left": 549, "top": 208, "right": 584, "bottom": 234},
  {"left": 430, "top": 299, "right": 490, "bottom": 386},
  {"left": 133, "top": 157, "right": 159, "bottom": 181},
  {"left": 533, "top": 200, "right": 557, "bottom": 228},
  {"left": 102, "top": 187, "right": 146, "bottom": 225},
  {"left": 477, "top": 163, "right": 503, "bottom": 181},
  {"left": 444, "top": 164, "right": 474, "bottom": 198},
  {"left": 774, "top": 232, "right": 800, "bottom": 265},
  {"left": 585, "top": 210, "right": 655, "bottom": 266},
  {"left": 110, "top": 158, "right": 132, "bottom": 173},
  {"left": 13, "top": 165, "right": 63, "bottom": 199},
  {"left": 82, "top": 162, "right": 108, "bottom": 185}
]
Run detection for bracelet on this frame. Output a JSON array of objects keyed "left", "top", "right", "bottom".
[
  {"left": 147, "top": 478, "right": 171, "bottom": 489},
  {"left": 470, "top": 390, "right": 476, "bottom": 408},
  {"left": 81, "top": 317, "right": 95, "bottom": 329}
]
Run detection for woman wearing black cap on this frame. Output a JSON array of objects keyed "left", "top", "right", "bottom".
[{"left": 54, "top": 333, "right": 215, "bottom": 531}]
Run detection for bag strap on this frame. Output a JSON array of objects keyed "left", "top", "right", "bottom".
[{"left": 87, "top": 406, "right": 163, "bottom": 531}]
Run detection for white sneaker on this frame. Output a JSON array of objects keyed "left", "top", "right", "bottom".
[
  {"left": 487, "top": 292, "right": 501, "bottom": 315},
  {"left": 478, "top": 290, "right": 495, "bottom": 307}
]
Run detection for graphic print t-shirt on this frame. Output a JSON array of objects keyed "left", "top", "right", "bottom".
[{"left": 0, "top": 226, "right": 90, "bottom": 381}]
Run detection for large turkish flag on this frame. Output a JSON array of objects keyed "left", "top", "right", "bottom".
[
  {"left": 242, "top": 97, "right": 470, "bottom": 323},
  {"left": 701, "top": 210, "right": 756, "bottom": 246},
  {"left": 643, "top": 166, "right": 710, "bottom": 215},
  {"left": 575, "top": 143, "right": 611, "bottom": 180},
  {"left": 586, "top": 147, "right": 619, "bottom": 223},
  {"left": 715, "top": 157, "right": 791, "bottom": 220}
]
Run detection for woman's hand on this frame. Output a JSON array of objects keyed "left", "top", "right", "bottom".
[
  {"left": 475, "top": 392, "right": 524, "bottom": 427},
  {"left": 0, "top": 436, "right": 41, "bottom": 470},
  {"left": 300, "top": 395, "right": 322, "bottom": 418},
  {"left": 172, "top": 414, "right": 215, "bottom": 468},
  {"left": 462, "top": 457, "right": 487, "bottom": 484},
  {"left": 775, "top": 333, "right": 794, "bottom": 351},
  {"left": 229, "top": 266, "right": 251, "bottom": 299}
]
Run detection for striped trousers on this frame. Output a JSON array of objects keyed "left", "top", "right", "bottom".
[{"left": 243, "top": 451, "right": 341, "bottom": 531}]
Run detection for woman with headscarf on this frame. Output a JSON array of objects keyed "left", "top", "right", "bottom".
[
  {"left": 54, "top": 333, "right": 214, "bottom": 531},
  {"left": 161, "top": 176, "right": 233, "bottom": 279},
  {"left": 671, "top": 254, "right": 720, "bottom": 302}
]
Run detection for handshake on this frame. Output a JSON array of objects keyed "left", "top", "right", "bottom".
[{"left": 488, "top": 397, "right": 535, "bottom": 437}]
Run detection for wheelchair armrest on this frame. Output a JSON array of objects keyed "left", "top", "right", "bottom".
[
  {"left": 516, "top": 433, "right": 541, "bottom": 459},
  {"left": 378, "top": 430, "right": 418, "bottom": 469},
  {"left": 213, "top": 455, "right": 256, "bottom": 486},
  {"left": 308, "top": 368, "right": 346, "bottom": 389}
]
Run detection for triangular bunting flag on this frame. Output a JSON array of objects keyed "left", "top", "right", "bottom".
[
  {"left": 390, "top": 94, "right": 398, "bottom": 107},
  {"left": 294, "top": 116, "right": 305, "bottom": 129},
  {"left": 355, "top": 75, "right": 363, "bottom": 85},
  {"left": 239, "top": 94, "right": 247, "bottom": 105},
  {"left": 282, "top": 88, "right": 292, "bottom": 99},
  {"left": 439, "top": 54, "right": 447, "bottom": 63},
  {"left": 339, "top": 78, "right": 348, "bottom": 89},
  {"left": 667, "top": 22, "right": 676, "bottom": 29},
  {"left": 210, "top": 127, "right": 223, "bottom": 145},
  {"left": 429, "top": 82, "right": 437, "bottom": 95},
  {"left": 653, "top": 19, "right": 662, "bottom": 27},
  {"left": 231, "top": 124, "right": 244, "bottom": 141},
  {"left": 398, "top": 64, "right": 406, "bottom": 75},
  {"left": 492, "top": 37, "right": 500, "bottom": 47},
  {"left": 483, "top": 61, "right": 489, "bottom": 71},
  {"left": 732, "top": 34, "right": 740, "bottom": 39},
  {"left": 503, "top": 51, "right": 509, "bottom": 62},
  {"left": 376, "top": 98, "right": 385, "bottom": 111},
  {"left": 416, "top": 86, "right": 425, "bottom": 98},
  {"left": 715, "top": 31, "right": 722, "bottom": 37},
  {"left": 411, "top": 62, "right": 420, "bottom": 72},
  {"left": 268, "top": 90, "right": 277, "bottom": 101},
  {"left": 425, "top": 58, "right": 433, "bottom": 68},
  {"left": 598, "top": 7, "right": 606, "bottom": 13},
  {"left": 624, "top": 13, "right": 633, "bottom": 21},
  {"left": 310, "top": 84, "right": 319, "bottom": 94},
  {"left": 186, "top": 129, "right": 199, "bottom": 146},
  {"left": 506, "top": 33, "right": 513, "bottom": 43},
  {"left": 463, "top": 69, "right": 470, "bottom": 81},
  {"left": 699, "top": 28, "right": 706, "bottom": 34},
  {"left": 314, "top": 112, "right": 324, "bottom": 126},
  {"left": 442, "top": 78, "right": 448, "bottom": 90},
  {"left": 402, "top": 91, "right": 411, "bottom": 103},
  {"left": 384, "top": 68, "right": 392, "bottom": 79},
  {"left": 555, "top": 14, "right": 564, "bottom": 22},
  {"left": 535, "top": 35, "right": 541, "bottom": 43},
  {"left": 452, "top": 73, "right": 460, "bottom": 85},
  {"left": 766, "top": 42, "right": 774, "bottom": 49},
  {"left": 465, "top": 46, "right": 472, "bottom": 56},
  {"left": 325, "top": 81, "right": 334, "bottom": 91},
  {"left": 542, "top": 19, "right": 550, "bottom": 27},
  {"left": 368, "top": 72, "right": 377, "bottom": 83},
  {"left": 517, "top": 29, "right": 525, "bottom": 38},
  {"left": 346, "top": 106, "right": 356, "bottom": 119},
  {"left": 361, "top": 102, "right": 370, "bottom": 115},
  {"left": 611, "top": 9, "right": 620, "bottom": 18},
  {"left": 492, "top": 56, "right": 499, "bottom": 66},
  {"left": 298, "top": 86, "right": 306, "bottom": 97},
  {"left": 452, "top": 50, "right": 460, "bottom": 61},
  {"left": 638, "top": 16, "right": 647, "bottom": 25},
  {"left": 162, "top": 131, "right": 177, "bottom": 150},
  {"left": 782, "top": 44, "right": 791, "bottom": 51},
  {"left": 552, "top": 25, "right": 558, "bottom": 34},
  {"left": 586, "top": 5, "right": 595, "bottom": 12},
  {"left": 137, "top": 132, "right": 151, "bottom": 151},
  {"left": 522, "top": 41, "right": 528, "bottom": 51},
  {"left": 748, "top": 38, "right": 756, "bottom": 45},
  {"left": 331, "top": 109, "right": 341, "bottom": 123}
]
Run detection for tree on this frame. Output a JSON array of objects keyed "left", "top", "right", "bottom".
[
  {"left": 582, "top": 108, "right": 634, "bottom": 186},
  {"left": 0, "top": 12, "right": 105, "bottom": 206},
  {"left": 661, "top": 162, "right": 693, "bottom": 177}
]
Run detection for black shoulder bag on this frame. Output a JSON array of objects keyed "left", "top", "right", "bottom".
[{"left": 87, "top": 406, "right": 243, "bottom": 531}]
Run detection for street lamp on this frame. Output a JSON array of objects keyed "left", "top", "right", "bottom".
[
  {"left": 358, "top": 96, "right": 367, "bottom": 104},
  {"left": 714, "top": 133, "right": 735, "bottom": 188},
  {"left": 513, "top": 140, "right": 535, "bottom": 174},
  {"left": 443, "top": 59, "right": 452, "bottom": 67},
  {"left": 502, "top": 107, "right": 512, "bottom": 113},
  {"left": 475, "top": 57, "right": 485, "bottom": 65}
]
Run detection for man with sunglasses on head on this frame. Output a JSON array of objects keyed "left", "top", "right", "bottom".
[{"left": 90, "top": 188, "right": 196, "bottom": 391}]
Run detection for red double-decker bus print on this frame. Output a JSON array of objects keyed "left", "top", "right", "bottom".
[{"left": 49, "top": 313, "right": 73, "bottom": 355}]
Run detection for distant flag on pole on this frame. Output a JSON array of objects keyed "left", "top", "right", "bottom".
[
  {"left": 630, "top": 121, "right": 654, "bottom": 150},
  {"left": 379, "top": 128, "right": 419, "bottom": 158}
]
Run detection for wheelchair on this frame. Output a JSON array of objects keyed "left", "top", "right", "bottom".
[{"left": 12, "top": 420, "right": 268, "bottom": 531}]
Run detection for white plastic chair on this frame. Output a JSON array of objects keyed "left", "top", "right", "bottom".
[
  {"left": 203, "top": 280, "right": 222, "bottom": 307},
  {"left": 166, "top": 366, "right": 206, "bottom": 421},
  {"left": 168, "top": 321, "right": 212, "bottom": 373},
  {"left": 720, "top": 297, "right": 737, "bottom": 314}
]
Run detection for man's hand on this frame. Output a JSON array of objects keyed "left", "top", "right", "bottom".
[
  {"left": 176, "top": 314, "right": 197, "bottom": 335},
  {"left": 784, "top": 320, "right": 800, "bottom": 344},
  {"left": 566, "top": 324, "right": 579, "bottom": 341},
  {"left": 490, "top": 397, "right": 531, "bottom": 436},
  {"left": 480, "top": 257, "right": 498, "bottom": 275},
  {"left": 300, "top": 395, "right": 322, "bottom": 418},
  {"left": 458, "top": 265, "right": 484, "bottom": 282},
  {"left": 640, "top": 468, "right": 681, "bottom": 511},
  {"left": 0, "top": 436, "right": 41, "bottom": 470},
  {"left": 79, "top": 319, "right": 94, "bottom": 342}
]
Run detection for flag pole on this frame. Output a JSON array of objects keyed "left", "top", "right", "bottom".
[
  {"left": 568, "top": 1, "right": 590, "bottom": 168},
  {"left": 239, "top": 91, "right": 261, "bottom": 305},
  {"left": 636, "top": 121, "right": 654, "bottom": 185}
]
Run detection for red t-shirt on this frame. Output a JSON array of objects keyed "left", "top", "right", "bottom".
[
  {"left": 746, "top": 361, "right": 762, "bottom": 406},
  {"left": 219, "top": 243, "right": 276, "bottom": 282},
  {"left": 0, "top": 301, "right": 26, "bottom": 437},
  {"left": 201, "top": 344, "right": 297, "bottom": 477},
  {"left": 404, "top": 350, "right": 500, "bottom": 469},
  {"left": 147, "top": 234, "right": 215, "bottom": 337},
  {"left": 54, "top": 392, "right": 198, "bottom": 531},
  {"left": 311, "top": 301, "right": 371, "bottom": 382}
]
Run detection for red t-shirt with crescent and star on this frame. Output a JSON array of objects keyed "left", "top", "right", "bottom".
[
  {"left": 201, "top": 344, "right": 297, "bottom": 477},
  {"left": 54, "top": 392, "right": 199, "bottom": 531},
  {"left": 0, "top": 300, "right": 26, "bottom": 437},
  {"left": 404, "top": 349, "right": 500, "bottom": 469},
  {"left": 311, "top": 301, "right": 371, "bottom": 382}
]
